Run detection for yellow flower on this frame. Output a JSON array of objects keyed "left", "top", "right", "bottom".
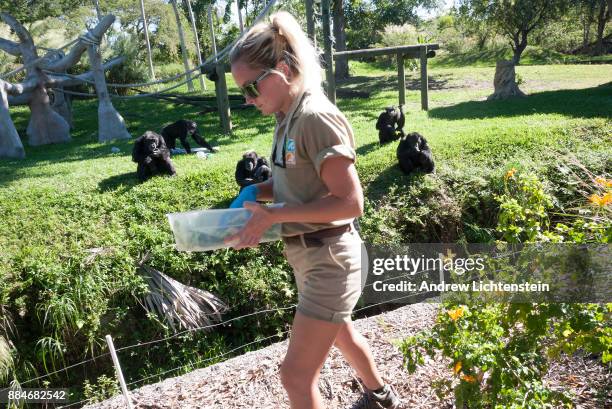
[
  {"left": 594, "top": 177, "right": 612, "bottom": 188},
  {"left": 453, "top": 361, "right": 462, "bottom": 374},
  {"left": 505, "top": 168, "right": 517, "bottom": 179},
  {"left": 447, "top": 307, "right": 464, "bottom": 321},
  {"left": 590, "top": 193, "right": 612, "bottom": 206},
  {"left": 461, "top": 374, "right": 477, "bottom": 383}
]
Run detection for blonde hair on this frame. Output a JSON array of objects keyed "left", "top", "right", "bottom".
[{"left": 230, "top": 11, "right": 322, "bottom": 94}]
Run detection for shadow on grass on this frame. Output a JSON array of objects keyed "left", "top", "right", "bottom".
[
  {"left": 336, "top": 74, "right": 453, "bottom": 96},
  {"left": 356, "top": 141, "right": 381, "bottom": 157},
  {"left": 364, "top": 158, "right": 428, "bottom": 202},
  {"left": 98, "top": 171, "right": 139, "bottom": 193},
  {"left": 428, "top": 83, "right": 612, "bottom": 121}
]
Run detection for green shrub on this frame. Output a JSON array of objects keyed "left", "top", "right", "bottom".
[
  {"left": 83, "top": 374, "right": 120, "bottom": 404},
  {"left": 401, "top": 168, "right": 612, "bottom": 408},
  {"left": 104, "top": 34, "right": 151, "bottom": 96},
  {"left": 373, "top": 24, "right": 422, "bottom": 69}
]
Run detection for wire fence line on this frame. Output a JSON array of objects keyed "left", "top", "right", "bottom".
[
  {"left": 125, "top": 330, "right": 290, "bottom": 390},
  {"left": 114, "top": 304, "right": 297, "bottom": 354},
  {"left": 2, "top": 247, "right": 523, "bottom": 394},
  {"left": 54, "top": 330, "right": 290, "bottom": 409},
  {"left": 0, "top": 303, "right": 296, "bottom": 394}
]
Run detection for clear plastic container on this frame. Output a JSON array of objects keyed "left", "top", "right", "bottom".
[{"left": 167, "top": 206, "right": 282, "bottom": 252}]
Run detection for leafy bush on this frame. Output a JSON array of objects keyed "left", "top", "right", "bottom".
[
  {"left": 402, "top": 302, "right": 611, "bottom": 408},
  {"left": 373, "top": 24, "right": 423, "bottom": 69},
  {"left": 495, "top": 170, "right": 557, "bottom": 243},
  {"left": 83, "top": 374, "right": 120, "bottom": 404},
  {"left": 401, "top": 168, "right": 612, "bottom": 408},
  {"left": 104, "top": 34, "right": 151, "bottom": 96},
  {"left": 154, "top": 63, "right": 189, "bottom": 82}
]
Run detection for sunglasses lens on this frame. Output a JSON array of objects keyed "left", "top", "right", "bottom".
[{"left": 241, "top": 84, "right": 259, "bottom": 99}]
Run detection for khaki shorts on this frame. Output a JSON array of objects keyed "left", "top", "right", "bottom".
[{"left": 283, "top": 230, "right": 366, "bottom": 323}]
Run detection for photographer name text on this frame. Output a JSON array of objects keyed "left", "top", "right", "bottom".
[{"left": 372, "top": 280, "right": 550, "bottom": 293}]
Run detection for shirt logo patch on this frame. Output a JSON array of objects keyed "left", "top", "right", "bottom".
[{"left": 285, "top": 138, "right": 296, "bottom": 165}]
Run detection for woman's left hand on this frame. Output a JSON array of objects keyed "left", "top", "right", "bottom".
[{"left": 224, "top": 202, "right": 275, "bottom": 249}]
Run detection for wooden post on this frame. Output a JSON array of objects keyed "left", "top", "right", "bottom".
[
  {"left": 305, "top": 0, "right": 315, "bottom": 44},
  {"left": 397, "top": 52, "right": 405, "bottom": 106},
  {"left": 420, "top": 45, "right": 429, "bottom": 111},
  {"left": 215, "top": 63, "right": 232, "bottom": 134},
  {"left": 105, "top": 335, "right": 134, "bottom": 409},
  {"left": 320, "top": 0, "right": 335, "bottom": 104}
]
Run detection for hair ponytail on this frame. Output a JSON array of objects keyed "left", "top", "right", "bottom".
[{"left": 230, "top": 12, "right": 323, "bottom": 94}]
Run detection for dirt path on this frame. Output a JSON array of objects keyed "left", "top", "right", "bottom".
[{"left": 85, "top": 303, "right": 610, "bottom": 409}]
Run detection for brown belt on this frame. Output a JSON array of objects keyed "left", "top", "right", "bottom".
[{"left": 283, "top": 224, "right": 352, "bottom": 247}]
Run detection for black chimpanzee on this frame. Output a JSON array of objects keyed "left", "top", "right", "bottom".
[
  {"left": 235, "top": 151, "right": 271, "bottom": 190},
  {"left": 132, "top": 131, "right": 177, "bottom": 181},
  {"left": 396, "top": 132, "right": 435, "bottom": 175},
  {"left": 375, "top": 105, "right": 405, "bottom": 145},
  {"left": 161, "top": 119, "right": 215, "bottom": 153}
]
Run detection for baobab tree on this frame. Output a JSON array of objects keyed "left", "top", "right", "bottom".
[{"left": 0, "top": 13, "right": 127, "bottom": 158}]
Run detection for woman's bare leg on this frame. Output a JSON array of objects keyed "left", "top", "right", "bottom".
[
  {"left": 280, "top": 312, "right": 343, "bottom": 409},
  {"left": 333, "top": 321, "right": 385, "bottom": 390}
]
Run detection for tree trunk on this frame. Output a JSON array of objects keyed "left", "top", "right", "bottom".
[
  {"left": 236, "top": 0, "right": 244, "bottom": 33},
  {"left": 582, "top": 2, "right": 595, "bottom": 49},
  {"left": 27, "top": 83, "right": 71, "bottom": 146},
  {"left": 184, "top": 0, "right": 206, "bottom": 90},
  {"left": 488, "top": 60, "right": 526, "bottom": 100},
  {"left": 208, "top": 5, "right": 218, "bottom": 60},
  {"left": 333, "top": 0, "right": 349, "bottom": 80},
  {"left": 595, "top": 0, "right": 610, "bottom": 55},
  {"left": 171, "top": 0, "right": 194, "bottom": 92},
  {"left": 476, "top": 33, "right": 488, "bottom": 51},
  {"left": 45, "top": 50, "right": 73, "bottom": 129},
  {"left": 0, "top": 80, "right": 25, "bottom": 159},
  {"left": 50, "top": 87, "right": 73, "bottom": 129},
  {"left": 88, "top": 45, "right": 131, "bottom": 142},
  {"left": 139, "top": 0, "right": 156, "bottom": 80},
  {"left": 512, "top": 30, "right": 528, "bottom": 64}
]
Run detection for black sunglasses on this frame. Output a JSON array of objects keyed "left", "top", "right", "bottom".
[{"left": 239, "top": 69, "right": 276, "bottom": 99}]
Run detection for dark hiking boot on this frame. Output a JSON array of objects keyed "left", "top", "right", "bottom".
[{"left": 349, "top": 384, "right": 402, "bottom": 409}]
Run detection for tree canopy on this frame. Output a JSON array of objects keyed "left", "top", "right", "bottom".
[
  {"left": 455, "top": 0, "right": 570, "bottom": 63},
  {"left": 0, "top": 0, "right": 86, "bottom": 24}
]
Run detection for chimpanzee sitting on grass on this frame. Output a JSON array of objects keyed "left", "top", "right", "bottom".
[
  {"left": 376, "top": 105, "right": 405, "bottom": 145},
  {"left": 235, "top": 150, "right": 271, "bottom": 191},
  {"left": 396, "top": 132, "right": 435, "bottom": 175},
  {"left": 161, "top": 119, "right": 217, "bottom": 154},
  {"left": 132, "top": 131, "right": 177, "bottom": 181}
]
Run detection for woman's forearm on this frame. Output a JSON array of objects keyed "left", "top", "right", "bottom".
[
  {"left": 255, "top": 178, "right": 274, "bottom": 201},
  {"left": 270, "top": 193, "right": 363, "bottom": 225}
]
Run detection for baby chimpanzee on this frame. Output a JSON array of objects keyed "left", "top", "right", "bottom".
[
  {"left": 396, "top": 132, "right": 435, "bottom": 175},
  {"left": 376, "top": 105, "right": 405, "bottom": 144},
  {"left": 161, "top": 119, "right": 216, "bottom": 154},
  {"left": 132, "top": 131, "right": 177, "bottom": 181},
  {"left": 235, "top": 151, "right": 271, "bottom": 190}
]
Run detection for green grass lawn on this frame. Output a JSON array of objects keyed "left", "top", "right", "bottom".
[{"left": 0, "top": 60, "right": 610, "bottom": 396}]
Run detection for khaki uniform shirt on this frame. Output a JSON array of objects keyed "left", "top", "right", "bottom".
[{"left": 271, "top": 90, "right": 357, "bottom": 236}]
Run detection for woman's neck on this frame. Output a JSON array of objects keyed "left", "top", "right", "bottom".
[{"left": 279, "top": 84, "right": 303, "bottom": 115}]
